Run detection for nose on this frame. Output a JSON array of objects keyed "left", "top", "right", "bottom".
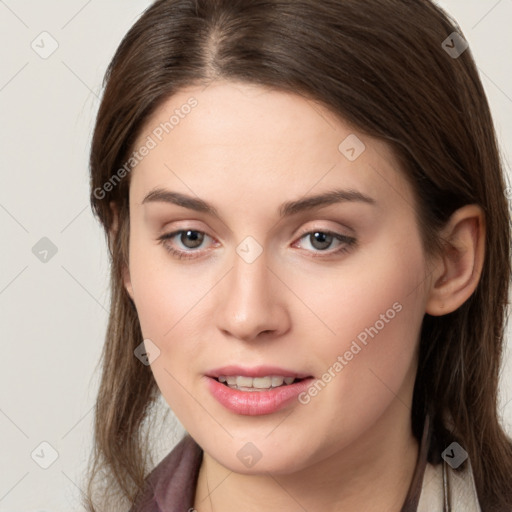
[{"left": 214, "top": 249, "right": 290, "bottom": 342}]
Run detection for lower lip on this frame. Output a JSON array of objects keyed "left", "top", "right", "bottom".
[{"left": 206, "top": 376, "right": 315, "bottom": 416}]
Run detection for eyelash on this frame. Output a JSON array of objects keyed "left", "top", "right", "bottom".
[{"left": 157, "top": 228, "right": 357, "bottom": 261}]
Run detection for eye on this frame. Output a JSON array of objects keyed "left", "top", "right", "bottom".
[
  {"left": 157, "top": 229, "right": 215, "bottom": 260},
  {"left": 294, "top": 230, "right": 356, "bottom": 257},
  {"left": 157, "top": 228, "right": 357, "bottom": 261}
]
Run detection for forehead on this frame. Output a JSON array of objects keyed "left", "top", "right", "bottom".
[{"left": 129, "top": 81, "right": 413, "bottom": 213}]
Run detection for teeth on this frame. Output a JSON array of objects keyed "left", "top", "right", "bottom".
[
  {"left": 216, "top": 375, "right": 298, "bottom": 390},
  {"left": 271, "top": 376, "right": 284, "bottom": 387},
  {"left": 253, "top": 377, "right": 274, "bottom": 389},
  {"left": 237, "top": 376, "right": 253, "bottom": 388}
]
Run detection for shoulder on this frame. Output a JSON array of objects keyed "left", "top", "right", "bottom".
[
  {"left": 129, "top": 434, "right": 203, "bottom": 512},
  {"left": 416, "top": 411, "right": 483, "bottom": 511},
  {"left": 417, "top": 457, "right": 481, "bottom": 511}
]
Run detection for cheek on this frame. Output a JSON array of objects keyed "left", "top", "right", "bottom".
[
  {"left": 127, "top": 234, "right": 217, "bottom": 409},
  {"left": 127, "top": 227, "right": 206, "bottom": 339},
  {"left": 128, "top": 244, "right": 208, "bottom": 415},
  {"left": 294, "top": 232, "right": 426, "bottom": 426},
  {"left": 286, "top": 228, "right": 426, "bottom": 350}
]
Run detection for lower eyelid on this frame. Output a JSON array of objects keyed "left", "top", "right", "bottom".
[{"left": 159, "top": 229, "right": 356, "bottom": 257}]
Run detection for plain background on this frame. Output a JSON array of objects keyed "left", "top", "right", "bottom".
[{"left": 0, "top": 1, "right": 511, "bottom": 510}]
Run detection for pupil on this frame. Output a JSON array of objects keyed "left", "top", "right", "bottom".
[
  {"left": 182, "top": 230, "right": 203, "bottom": 248},
  {"left": 312, "top": 232, "right": 331, "bottom": 250}
]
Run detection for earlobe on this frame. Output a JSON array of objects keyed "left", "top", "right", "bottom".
[
  {"left": 425, "top": 205, "right": 485, "bottom": 316},
  {"left": 109, "top": 201, "right": 134, "bottom": 301},
  {"left": 122, "top": 266, "right": 134, "bottom": 301},
  {"left": 108, "top": 201, "right": 119, "bottom": 253}
]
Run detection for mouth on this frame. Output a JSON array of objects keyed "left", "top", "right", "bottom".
[
  {"left": 212, "top": 375, "right": 306, "bottom": 391},
  {"left": 205, "top": 366, "right": 315, "bottom": 415}
]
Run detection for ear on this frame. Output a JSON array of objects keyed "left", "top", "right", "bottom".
[
  {"left": 425, "top": 205, "right": 485, "bottom": 316},
  {"left": 109, "top": 201, "right": 134, "bottom": 301}
]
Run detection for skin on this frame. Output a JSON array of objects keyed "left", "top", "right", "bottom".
[{"left": 115, "top": 80, "right": 484, "bottom": 511}]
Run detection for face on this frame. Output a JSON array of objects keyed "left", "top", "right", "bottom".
[{"left": 123, "top": 80, "right": 431, "bottom": 474}]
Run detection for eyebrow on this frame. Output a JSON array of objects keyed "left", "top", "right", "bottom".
[{"left": 142, "top": 187, "right": 376, "bottom": 218}]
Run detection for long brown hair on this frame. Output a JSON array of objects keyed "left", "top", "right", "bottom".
[{"left": 84, "top": 0, "right": 512, "bottom": 510}]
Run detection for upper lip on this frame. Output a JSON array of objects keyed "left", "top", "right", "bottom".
[{"left": 207, "top": 365, "right": 312, "bottom": 379}]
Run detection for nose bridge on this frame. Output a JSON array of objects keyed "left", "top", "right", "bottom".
[
  {"left": 229, "top": 246, "right": 272, "bottom": 317},
  {"left": 215, "top": 241, "right": 287, "bottom": 340}
]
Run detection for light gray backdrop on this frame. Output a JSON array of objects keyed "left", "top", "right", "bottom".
[{"left": 1, "top": 1, "right": 511, "bottom": 510}]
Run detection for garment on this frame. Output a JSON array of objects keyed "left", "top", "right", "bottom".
[{"left": 128, "top": 414, "right": 482, "bottom": 511}]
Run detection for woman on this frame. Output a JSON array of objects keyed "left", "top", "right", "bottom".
[{"left": 84, "top": 0, "right": 512, "bottom": 510}]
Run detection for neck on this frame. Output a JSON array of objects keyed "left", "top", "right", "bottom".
[{"left": 193, "top": 402, "right": 421, "bottom": 512}]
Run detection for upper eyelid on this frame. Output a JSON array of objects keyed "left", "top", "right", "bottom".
[
  {"left": 160, "top": 217, "right": 355, "bottom": 238},
  {"left": 161, "top": 227, "right": 355, "bottom": 249}
]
